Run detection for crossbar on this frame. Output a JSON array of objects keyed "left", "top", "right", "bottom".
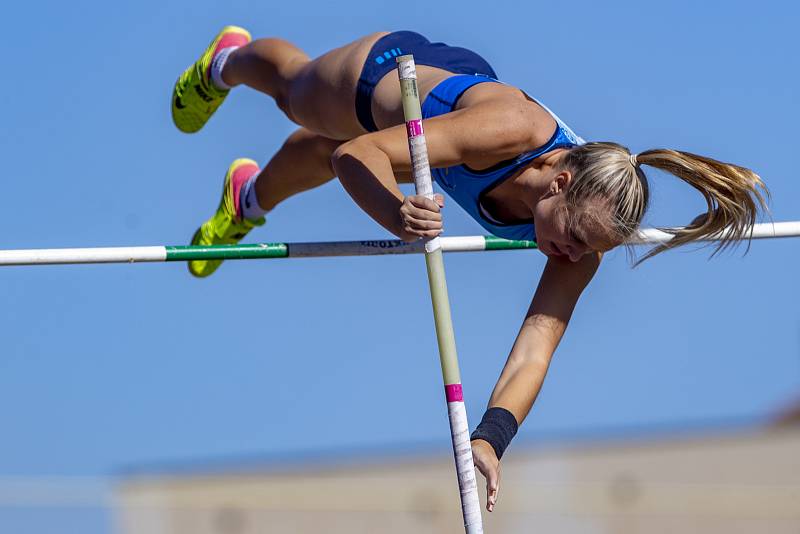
[{"left": 0, "top": 222, "right": 797, "bottom": 266}]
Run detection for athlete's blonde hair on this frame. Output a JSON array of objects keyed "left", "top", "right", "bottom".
[{"left": 560, "top": 142, "right": 769, "bottom": 263}]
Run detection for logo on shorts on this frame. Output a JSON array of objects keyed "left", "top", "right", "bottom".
[{"left": 374, "top": 47, "right": 403, "bottom": 65}]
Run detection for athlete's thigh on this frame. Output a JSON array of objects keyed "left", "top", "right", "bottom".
[{"left": 287, "top": 32, "right": 389, "bottom": 140}]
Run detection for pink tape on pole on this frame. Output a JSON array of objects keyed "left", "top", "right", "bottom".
[
  {"left": 406, "top": 119, "right": 424, "bottom": 138},
  {"left": 445, "top": 383, "right": 464, "bottom": 402}
]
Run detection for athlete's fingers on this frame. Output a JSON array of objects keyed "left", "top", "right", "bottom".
[
  {"left": 403, "top": 216, "right": 443, "bottom": 231},
  {"left": 403, "top": 225, "right": 442, "bottom": 237},
  {"left": 399, "top": 195, "right": 444, "bottom": 241},
  {"left": 434, "top": 193, "right": 445, "bottom": 208},
  {"left": 486, "top": 463, "right": 501, "bottom": 512},
  {"left": 400, "top": 203, "right": 443, "bottom": 223},
  {"left": 406, "top": 195, "right": 441, "bottom": 213},
  {"left": 401, "top": 206, "right": 443, "bottom": 223},
  {"left": 471, "top": 440, "right": 501, "bottom": 512},
  {"left": 402, "top": 196, "right": 443, "bottom": 216}
]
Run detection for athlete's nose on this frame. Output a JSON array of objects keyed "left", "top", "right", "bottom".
[{"left": 565, "top": 243, "right": 586, "bottom": 262}]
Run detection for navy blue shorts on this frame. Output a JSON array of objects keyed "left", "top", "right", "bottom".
[{"left": 355, "top": 31, "right": 498, "bottom": 132}]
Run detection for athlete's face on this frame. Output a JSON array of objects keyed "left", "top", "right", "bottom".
[{"left": 532, "top": 173, "right": 620, "bottom": 262}]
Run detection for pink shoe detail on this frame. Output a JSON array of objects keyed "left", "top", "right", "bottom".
[
  {"left": 206, "top": 31, "right": 251, "bottom": 78},
  {"left": 230, "top": 162, "right": 260, "bottom": 220},
  {"left": 215, "top": 32, "right": 250, "bottom": 54}
]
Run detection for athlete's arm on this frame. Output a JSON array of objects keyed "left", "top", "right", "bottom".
[
  {"left": 330, "top": 98, "right": 545, "bottom": 240},
  {"left": 472, "top": 251, "right": 602, "bottom": 511}
]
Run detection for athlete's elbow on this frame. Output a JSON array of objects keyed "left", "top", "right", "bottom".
[
  {"left": 331, "top": 141, "right": 367, "bottom": 192},
  {"left": 331, "top": 139, "right": 370, "bottom": 176},
  {"left": 330, "top": 142, "right": 353, "bottom": 177}
]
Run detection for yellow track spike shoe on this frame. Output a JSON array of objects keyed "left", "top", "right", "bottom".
[
  {"left": 189, "top": 159, "right": 265, "bottom": 278},
  {"left": 172, "top": 26, "right": 252, "bottom": 133}
]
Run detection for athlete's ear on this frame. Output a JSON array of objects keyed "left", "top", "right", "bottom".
[{"left": 549, "top": 170, "right": 573, "bottom": 195}]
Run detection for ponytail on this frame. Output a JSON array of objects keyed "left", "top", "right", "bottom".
[
  {"left": 560, "top": 143, "right": 770, "bottom": 264},
  {"left": 635, "top": 149, "right": 769, "bottom": 262}
]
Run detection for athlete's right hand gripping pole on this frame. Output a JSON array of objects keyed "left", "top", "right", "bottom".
[{"left": 396, "top": 55, "right": 483, "bottom": 534}]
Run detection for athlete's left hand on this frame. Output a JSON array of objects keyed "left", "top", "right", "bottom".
[
  {"left": 397, "top": 194, "right": 445, "bottom": 241},
  {"left": 471, "top": 438, "right": 501, "bottom": 512}
]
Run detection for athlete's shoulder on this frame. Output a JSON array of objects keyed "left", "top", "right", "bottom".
[{"left": 464, "top": 90, "right": 558, "bottom": 152}]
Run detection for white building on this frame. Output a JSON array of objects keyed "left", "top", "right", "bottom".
[{"left": 116, "top": 420, "right": 800, "bottom": 534}]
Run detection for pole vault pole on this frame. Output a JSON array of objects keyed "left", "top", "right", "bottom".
[{"left": 396, "top": 55, "right": 483, "bottom": 534}]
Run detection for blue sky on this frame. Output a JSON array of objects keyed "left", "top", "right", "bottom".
[{"left": 1, "top": 1, "right": 798, "bottom": 532}]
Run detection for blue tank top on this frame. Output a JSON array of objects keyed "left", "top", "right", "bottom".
[{"left": 421, "top": 75, "right": 586, "bottom": 242}]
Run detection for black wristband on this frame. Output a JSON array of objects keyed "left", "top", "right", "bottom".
[{"left": 470, "top": 407, "right": 518, "bottom": 460}]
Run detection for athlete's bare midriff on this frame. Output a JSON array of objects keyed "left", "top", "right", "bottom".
[
  {"left": 371, "top": 61, "right": 544, "bottom": 133},
  {"left": 291, "top": 31, "right": 555, "bottom": 148}
]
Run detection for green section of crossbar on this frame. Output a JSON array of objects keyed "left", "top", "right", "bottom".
[
  {"left": 162, "top": 238, "right": 536, "bottom": 262},
  {"left": 165, "top": 243, "right": 289, "bottom": 261},
  {"left": 484, "top": 236, "right": 538, "bottom": 251}
]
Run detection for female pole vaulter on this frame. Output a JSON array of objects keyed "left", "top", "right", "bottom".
[{"left": 171, "top": 28, "right": 768, "bottom": 512}]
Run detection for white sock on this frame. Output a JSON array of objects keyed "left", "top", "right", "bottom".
[
  {"left": 240, "top": 175, "right": 268, "bottom": 221},
  {"left": 210, "top": 46, "right": 238, "bottom": 90}
]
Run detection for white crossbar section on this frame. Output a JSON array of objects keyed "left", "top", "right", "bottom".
[
  {"left": 0, "top": 246, "right": 167, "bottom": 265},
  {"left": 631, "top": 221, "right": 800, "bottom": 244}
]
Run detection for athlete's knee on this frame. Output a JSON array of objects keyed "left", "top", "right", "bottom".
[
  {"left": 287, "top": 128, "right": 341, "bottom": 172},
  {"left": 246, "top": 38, "right": 309, "bottom": 113},
  {"left": 249, "top": 37, "right": 310, "bottom": 65}
]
